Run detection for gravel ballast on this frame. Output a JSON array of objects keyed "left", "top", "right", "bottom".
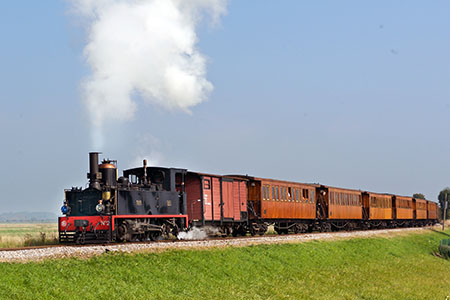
[{"left": 0, "top": 227, "right": 433, "bottom": 263}]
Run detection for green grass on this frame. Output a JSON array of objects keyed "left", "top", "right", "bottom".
[
  {"left": 0, "top": 223, "right": 58, "bottom": 248},
  {"left": 0, "top": 229, "right": 450, "bottom": 299}
]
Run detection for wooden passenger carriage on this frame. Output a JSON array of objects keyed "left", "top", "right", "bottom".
[
  {"left": 414, "top": 198, "right": 427, "bottom": 220},
  {"left": 393, "top": 195, "right": 414, "bottom": 221},
  {"left": 362, "top": 192, "right": 392, "bottom": 221},
  {"left": 238, "top": 176, "right": 318, "bottom": 234},
  {"left": 427, "top": 201, "right": 438, "bottom": 220}
]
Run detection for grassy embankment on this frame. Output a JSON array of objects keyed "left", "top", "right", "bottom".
[
  {"left": 0, "top": 228, "right": 450, "bottom": 299},
  {"left": 0, "top": 223, "right": 58, "bottom": 248}
]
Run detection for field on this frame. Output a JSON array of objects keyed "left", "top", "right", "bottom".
[
  {"left": 0, "top": 228, "right": 449, "bottom": 299},
  {"left": 0, "top": 223, "right": 58, "bottom": 248}
]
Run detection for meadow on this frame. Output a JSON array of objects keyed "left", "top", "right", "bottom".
[
  {"left": 0, "top": 223, "right": 58, "bottom": 248},
  {"left": 0, "top": 228, "right": 449, "bottom": 299}
]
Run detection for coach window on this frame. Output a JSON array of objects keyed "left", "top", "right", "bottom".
[
  {"left": 276, "top": 187, "right": 279, "bottom": 201},
  {"left": 262, "top": 186, "right": 266, "bottom": 200},
  {"left": 272, "top": 187, "right": 275, "bottom": 201}
]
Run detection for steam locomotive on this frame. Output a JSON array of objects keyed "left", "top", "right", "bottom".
[
  {"left": 59, "top": 153, "right": 188, "bottom": 243},
  {"left": 59, "top": 153, "right": 439, "bottom": 244}
]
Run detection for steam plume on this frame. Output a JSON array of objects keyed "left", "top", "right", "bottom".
[{"left": 70, "top": 0, "right": 227, "bottom": 148}]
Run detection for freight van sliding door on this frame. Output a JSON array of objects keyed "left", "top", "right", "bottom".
[{"left": 222, "top": 179, "right": 234, "bottom": 219}]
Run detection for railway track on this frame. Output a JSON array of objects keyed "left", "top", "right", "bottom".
[{"left": 0, "top": 226, "right": 438, "bottom": 262}]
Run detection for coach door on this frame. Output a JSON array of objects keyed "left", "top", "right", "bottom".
[{"left": 221, "top": 178, "right": 234, "bottom": 219}]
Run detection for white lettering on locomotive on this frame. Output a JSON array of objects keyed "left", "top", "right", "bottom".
[{"left": 99, "top": 220, "right": 110, "bottom": 226}]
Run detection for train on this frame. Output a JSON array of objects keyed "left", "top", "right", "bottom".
[{"left": 59, "top": 153, "right": 439, "bottom": 244}]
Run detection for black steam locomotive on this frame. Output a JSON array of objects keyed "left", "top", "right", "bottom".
[{"left": 59, "top": 153, "right": 188, "bottom": 243}]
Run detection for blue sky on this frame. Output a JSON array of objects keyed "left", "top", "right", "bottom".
[{"left": 0, "top": 1, "right": 449, "bottom": 213}]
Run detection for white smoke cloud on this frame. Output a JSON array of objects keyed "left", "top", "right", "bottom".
[
  {"left": 70, "top": 0, "right": 227, "bottom": 148},
  {"left": 177, "top": 226, "right": 219, "bottom": 240},
  {"left": 129, "top": 133, "right": 164, "bottom": 168}
]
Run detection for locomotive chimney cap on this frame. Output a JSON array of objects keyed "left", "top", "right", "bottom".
[{"left": 99, "top": 163, "right": 116, "bottom": 169}]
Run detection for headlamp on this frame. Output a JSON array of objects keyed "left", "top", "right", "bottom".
[
  {"left": 61, "top": 205, "right": 69, "bottom": 215},
  {"left": 96, "top": 203, "right": 105, "bottom": 213}
]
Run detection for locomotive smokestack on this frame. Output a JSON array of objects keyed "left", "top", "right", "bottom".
[
  {"left": 143, "top": 159, "right": 148, "bottom": 185},
  {"left": 89, "top": 152, "right": 101, "bottom": 190}
]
